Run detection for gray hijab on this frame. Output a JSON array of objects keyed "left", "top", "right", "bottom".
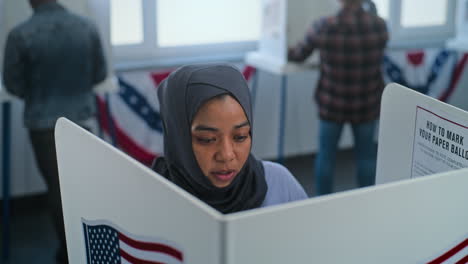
[{"left": 152, "top": 64, "right": 267, "bottom": 213}]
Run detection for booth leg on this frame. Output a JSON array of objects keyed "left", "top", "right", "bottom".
[
  {"left": 250, "top": 69, "right": 259, "bottom": 110},
  {"left": 278, "top": 75, "right": 287, "bottom": 164},
  {"left": 2, "top": 101, "right": 11, "bottom": 261},
  {"left": 105, "top": 93, "right": 117, "bottom": 147}
]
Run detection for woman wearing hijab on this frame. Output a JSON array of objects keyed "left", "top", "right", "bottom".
[{"left": 152, "top": 64, "right": 307, "bottom": 214}]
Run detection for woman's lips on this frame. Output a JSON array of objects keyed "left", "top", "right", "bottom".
[{"left": 211, "top": 170, "right": 236, "bottom": 182}]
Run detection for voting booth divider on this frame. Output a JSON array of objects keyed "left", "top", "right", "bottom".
[
  {"left": 377, "top": 83, "right": 468, "bottom": 184},
  {"left": 246, "top": 0, "right": 339, "bottom": 73},
  {"left": 56, "top": 98, "right": 468, "bottom": 264}
]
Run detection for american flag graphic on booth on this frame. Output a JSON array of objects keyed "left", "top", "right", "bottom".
[
  {"left": 83, "top": 219, "right": 184, "bottom": 264},
  {"left": 427, "top": 238, "right": 468, "bottom": 264}
]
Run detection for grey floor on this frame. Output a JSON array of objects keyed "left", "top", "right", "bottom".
[{"left": 2, "top": 150, "right": 359, "bottom": 264}]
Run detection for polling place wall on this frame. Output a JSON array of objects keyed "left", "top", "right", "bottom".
[
  {"left": 376, "top": 83, "right": 468, "bottom": 184},
  {"left": 4, "top": 0, "right": 468, "bottom": 199},
  {"left": 56, "top": 118, "right": 468, "bottom": 264},
  {"left": 247, "top": 0, "right": 338, "bottom": 71},
  {"left": 106, "top": 49, "right": 466, "bottom": 166},
  {"left": 4, "top": 52, "right": 468, "bottom": 199}
]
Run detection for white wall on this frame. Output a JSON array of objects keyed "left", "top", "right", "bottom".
[
  {"left": 2, "top": 0, "right": 468, "bottom": 198},
  {"left": 3, "top": 53, "right": 468, "bottom": 199}
]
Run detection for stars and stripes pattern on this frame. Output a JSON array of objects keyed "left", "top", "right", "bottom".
[
  {"left": 93, "top": 52, "right": 466, "bottom": 166},
  {"left": 83, "top": 219, "right": 184, "bottom": 264},
  {"left": 383, "top": 49, "right": 464, "bottom": 101},
  {"left": 117, "top": 78, "right": 163, "bottom": 133}
]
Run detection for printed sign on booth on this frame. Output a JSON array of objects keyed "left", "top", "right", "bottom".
[{"left": 412, "top": 106, "right": 468, "bottom": 177}]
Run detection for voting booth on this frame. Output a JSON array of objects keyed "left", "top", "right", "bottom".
[
  {"left": 245, "top": 0, "right": 339, "bottom": 73},
  {"left": 56, "top": 118, "right": 468, "bottom": 263},
  {"left": 244, "top": 0, "right": 355, "bottom": 162},
  {"left": 377, "top": 83, "right": 468, "bottom": 184},
  {"left": 447, "top": 0, "right": 468, "bottom": 51}
]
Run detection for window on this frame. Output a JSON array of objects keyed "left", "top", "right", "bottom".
[
  {"left": 110, "top": 0, "right": 261, "bottom": 64},
  {"left": 110, "top": 0, "right": 143, "bottom": 46},
  {"left": 400, "top": 0, "right": 447, "bottom": 27},
  {"left": 368, "top": 0, "right": 455, "bottom": 46},
  {"left": 373, "top": 0, "right": 390, "bottom": 21},
  {"left": 157, "top": 0, "right": 260, "bottom": 47},
  {"left": 108, "top": 0, "right": 455, "bottom": 65}
]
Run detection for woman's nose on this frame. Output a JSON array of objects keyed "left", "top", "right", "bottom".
[{"left": 216, "top": 140, "right": 235, "bottom": 162}]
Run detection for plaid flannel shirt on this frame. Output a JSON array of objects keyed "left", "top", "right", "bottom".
[{"left": 289, "top": 6, "right": 388, "bottom": 123}]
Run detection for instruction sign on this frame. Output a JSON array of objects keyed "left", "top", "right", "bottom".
[{"left": 412, "top": 106, "right": 468, "bottom": 177}]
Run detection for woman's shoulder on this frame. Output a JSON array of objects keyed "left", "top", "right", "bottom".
[
  {"left": 262, "top": 160, "right": 291, "bottom": 176},
  {"left": 261, "top": 161, "right": 303, "bottom": 190},
  {"left": 260, "top": 161, "right": 308, "bottom": 207}
]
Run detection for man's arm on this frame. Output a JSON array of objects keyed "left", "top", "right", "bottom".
[
  {"left": 2, "top": 31, "right": 27, "bottom": 98},
  {"left": 91, "top": 25, "right": 107, "bottom": 85},
  {"left": 288, "top": 18, "right": 326, "bottom": 62}
]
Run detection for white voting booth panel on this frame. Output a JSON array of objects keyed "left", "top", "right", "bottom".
[
  {"left": 55, "top": 119, "right": 224, "bottom": 264},
  {"left": 246, "top": 0, "right": 339, "bottom": 73},
  {"left": 377, "top": 83, "right": 468, "bottom": 184},
  {"left": 57, "top": 118, "right": 467, "bottom": 264},
  {"left": 225, "top": 172, "right": 468, "bottom": 263}
]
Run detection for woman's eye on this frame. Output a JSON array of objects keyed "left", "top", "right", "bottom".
[
  {"left": 234, "top": 135, "right": 248, "bottom": 142},
  {"left": 196, "top": 137, "right": 216, "bottom": 144}
]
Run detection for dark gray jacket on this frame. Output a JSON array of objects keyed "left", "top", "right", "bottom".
[{"left": 2, "top": 2, "right": 107, "bottom": 129}]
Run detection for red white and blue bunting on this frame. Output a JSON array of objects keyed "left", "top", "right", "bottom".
[
  {"left": 383, "top": 49, "right": 468, "bottom": 101},
  {"left": 97, "top": 49, "right": 468, "bottom": 165}
]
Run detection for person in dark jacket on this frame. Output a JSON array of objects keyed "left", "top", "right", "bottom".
[{"left": 2, "top": 0, "right": 107, "bottom": 262}]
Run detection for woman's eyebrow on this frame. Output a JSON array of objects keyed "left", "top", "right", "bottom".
[
  {"left": 234, "top": 121, "right": 250, "bottom": 129},
  {"left": 193, "top": 121, "right": 249, "bottom": 131},
  {"left": 193, "top": 125, "right": 218, "bottom": 132}
]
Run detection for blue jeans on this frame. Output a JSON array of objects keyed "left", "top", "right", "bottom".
[{"left": 314, "top": 119, "right": 377, "bottom": 195}]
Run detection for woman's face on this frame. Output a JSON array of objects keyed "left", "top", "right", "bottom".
[{"left": 191, "top": 95, "right": 251, "bottom": 188}]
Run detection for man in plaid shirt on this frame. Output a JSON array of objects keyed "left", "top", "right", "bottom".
[{"left": 288, "top": 0, "right": 388, "bottom": 195}]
